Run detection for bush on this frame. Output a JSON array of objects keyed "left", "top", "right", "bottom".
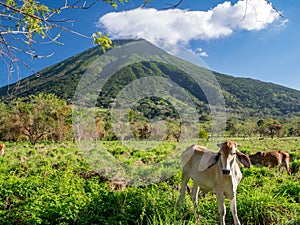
[
  {"left": 199, "top": 129, "right": 209, "bottom": 140},
  {"left": 291, "top": 159, "right": 300, "bottom": 174}
]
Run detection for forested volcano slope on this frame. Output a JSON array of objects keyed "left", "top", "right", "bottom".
[{"left": 1, "top": 39, "right": 299, "bottom": 117}]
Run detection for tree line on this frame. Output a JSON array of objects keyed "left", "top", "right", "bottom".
[{"left": 0, "top": 93, "right": 300, "bottom": 145}]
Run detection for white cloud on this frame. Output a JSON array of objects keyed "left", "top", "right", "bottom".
[
  {"left": 200, "top": 51, "right": 208, "bottom": 57},
  {"left": 97, "top": 0, "right": 283, "bottom": 45},
  {"left": 196, "top": 48, "right": 208, "bottom": 57}
]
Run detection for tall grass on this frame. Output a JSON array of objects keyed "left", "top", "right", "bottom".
[{"left": 0, "top": 139, "right": 299, "bottom": 224}]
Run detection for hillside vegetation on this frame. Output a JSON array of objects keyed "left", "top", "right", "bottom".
[
  {"left": 0, "top": 39, "right": 300, "bottom": 118},
  {"left": 215, "top": 73, "right": 300, "bottom": 116}
]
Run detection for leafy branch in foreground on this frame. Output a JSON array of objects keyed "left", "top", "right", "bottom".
[
  {"left": 0, "top": 0, "right": 127, "bottom": 80},
  {"left": 92, "top": 32, "right": 112, "bottom": 52}
]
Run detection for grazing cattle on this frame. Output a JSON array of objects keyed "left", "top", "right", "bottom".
[
  {"left": 279, "top": 151, "right": 291, "bottom": 175},
  {"left": 0, "top": 142, "right": 5, "bottom": 156},
  {"left": 180, "top": 141, "right": 250, "bottom": 225},
  {"left": 249, "top": 150, "right": 291, "bottom": 175}
]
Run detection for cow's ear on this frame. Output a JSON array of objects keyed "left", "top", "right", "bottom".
[
  {"left": 236, "top": 151, "right": 251, "bottom": 168},
  {"left": 217, "top": 142, "right": 226, "bottom": 148},
  {"left": 257, "top": 151, "right": 265, "bottom": 156},
  {"left": 208, "top": 153, "right": 221, "bottom": 169}
]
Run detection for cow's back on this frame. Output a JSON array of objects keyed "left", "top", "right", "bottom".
[{"left": 263, "top": 151, "right": 282, "bottom": 167}]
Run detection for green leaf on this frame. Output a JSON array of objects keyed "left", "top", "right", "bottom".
[{"left": 92, "top": 32, "right": 112, "bottom": 52}]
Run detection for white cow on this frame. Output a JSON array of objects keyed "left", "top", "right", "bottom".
[{"left": 180, "top": 141, "right": 250, "bottom": 225}]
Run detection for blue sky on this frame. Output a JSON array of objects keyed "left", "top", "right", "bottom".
[{"left": 1, "top": 0, "right": 300, "bottom": 90}]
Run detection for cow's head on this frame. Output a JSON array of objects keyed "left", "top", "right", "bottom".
[
  {"left": 249, "top": 151, "right": 264, "bottom": 164},
  {"left": 208, "top": 141, "right": 250, "bottom": 175}
]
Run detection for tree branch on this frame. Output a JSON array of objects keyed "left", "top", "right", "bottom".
[
  {"left": 265, "top": 0, "right": 284, "bottom": 18},
  {"left": 163, "top": 0, "right": 183, "bottom": 9},
  {"left": 0, "top": 1, "right": 44, "bottom": 21}
]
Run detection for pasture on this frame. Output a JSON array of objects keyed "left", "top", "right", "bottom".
[{"left": 0, "top": 138, "right": 299, "bottom": 225}]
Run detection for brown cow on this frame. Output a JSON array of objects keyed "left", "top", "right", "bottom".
[
  {"left": 278, "top": 150, "right": 291, "bottom": 175},
  {"left": 0, "top": 142, "right": 5, "bottom": 156},
  {"left": 249, "top": 150, "right": 291, "bottom": 175}
]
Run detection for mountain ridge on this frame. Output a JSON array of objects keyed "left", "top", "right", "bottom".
[{"left": 1, "top": 39, "right": 299, "bottom": 117}]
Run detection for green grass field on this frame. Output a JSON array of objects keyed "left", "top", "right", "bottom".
[{"left": 0, "top": 138, "right": 299, "bottom": 224}]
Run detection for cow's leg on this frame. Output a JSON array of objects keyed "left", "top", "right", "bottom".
[
  {"left": 201, "top": 189, "right": 207, "bottom": 198},
  {"left": 216, "top": 191, "right": 226, "bottom": 225},
  {"left": 229, "top": 196, "right": 241, "bottom": 225},
  {"left": 287, "top": 163, "right": 291, "bottom": 175},
  {"left": 180, "top": 172, "right": 189, "bottom": 207},
  {"left": 191, "top": 184, "right": 199, "bottom": 206},
  {"left": 278, "top": 163, "right": 284, "bottom": 173},
  {"left": 284, "top": 160, "right": 291, "bottom": 175}
]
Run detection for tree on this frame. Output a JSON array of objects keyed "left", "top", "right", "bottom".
[
  {"left": 0, "top": 102, "right": 22, "bottom": 141},
  {"left": 165, "top": 120, "right": 180, "bottom": 142},
  {"left": 257, "top": 119, "right": 267, "bottom": 137},
  {"left": 50, "top": 96, "right": 72, "bottom": 142},
  {"left": 199, "top": 128, "right": 209, "bottom": 140},
  {"left": 226, "top": 118, "right": 238, "bottom": 137},
  {"left": 268, "top": 122, "right": 282, "bottom": 139},
  {"left": 257, "top": 118, "right": 282, "bottom": 139},
  {"left": 10, "top": 93, "right": 70, "bottom": 144},
  {"left": 286, "top": 117, "right": 300, "bottom": 137},
  {"left": 130, "top": 120, "right": 151, "bottom": 140},
  {"left": 0, "top": 0, "right": 125, "bottom": 78}
]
